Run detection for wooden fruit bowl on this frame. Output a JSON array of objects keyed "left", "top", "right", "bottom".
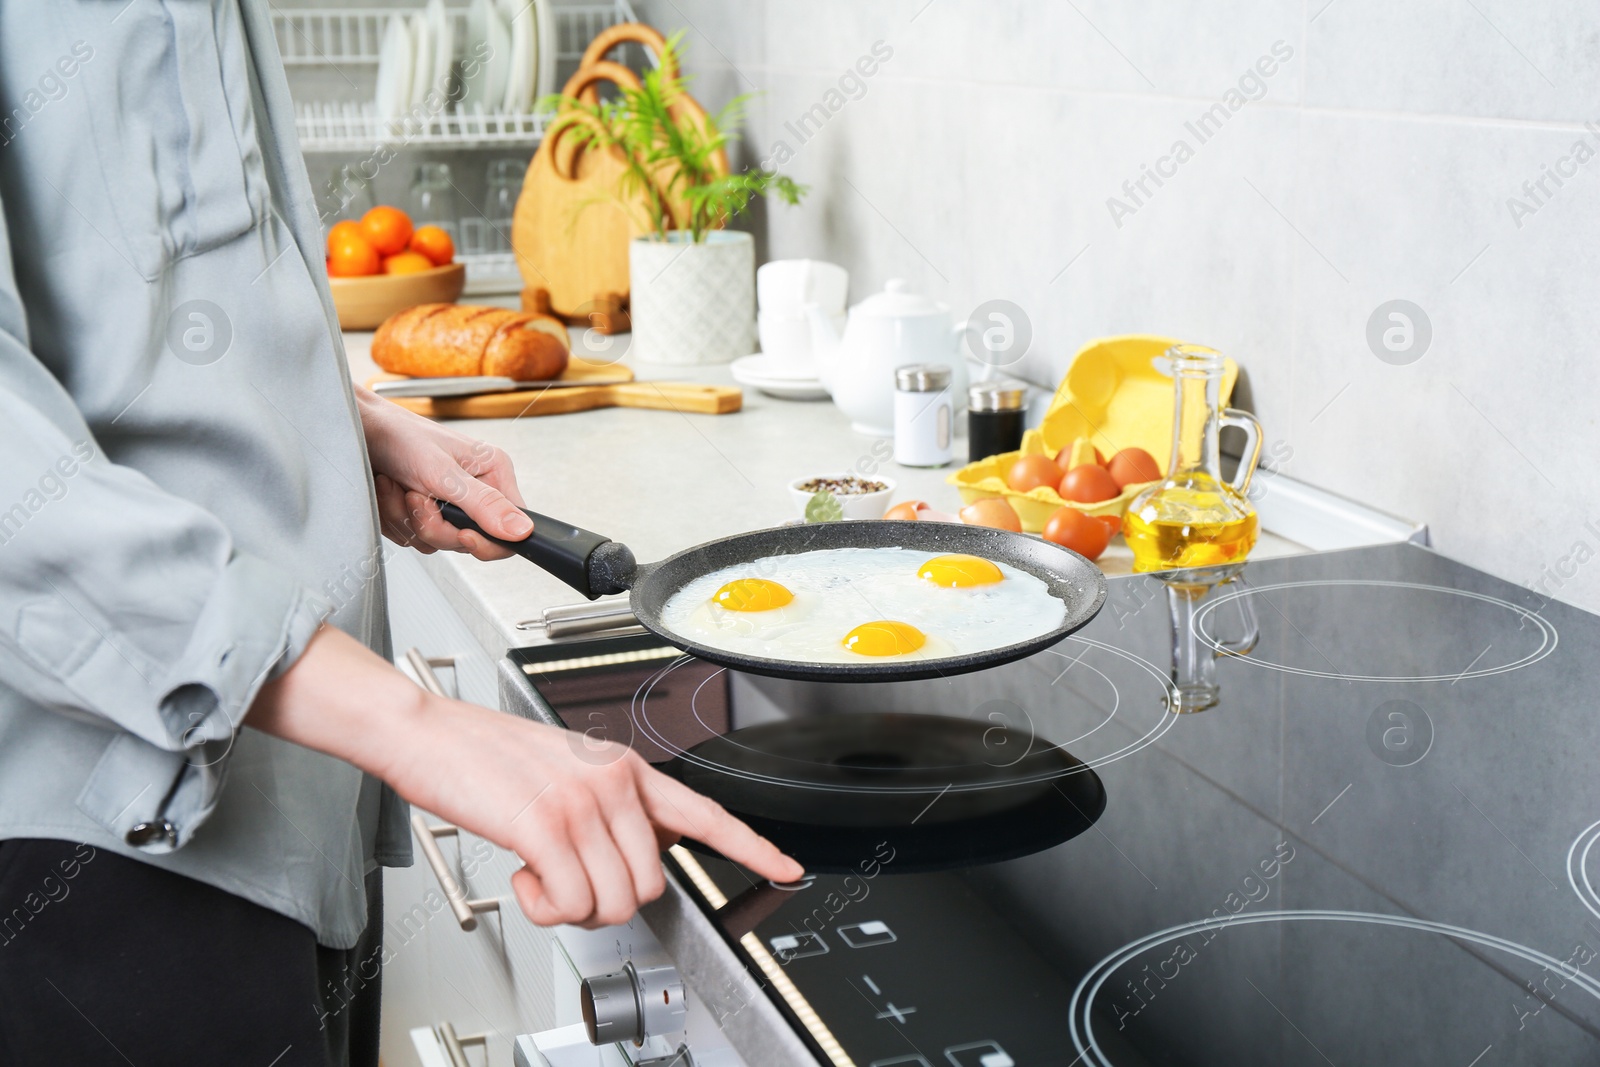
[{"left": 329, "top": 263, "right": 465, "bottom": 330}]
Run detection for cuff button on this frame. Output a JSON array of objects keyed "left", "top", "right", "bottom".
[{"left": 125, "top": 820, "right": 178, "bottom": 849}]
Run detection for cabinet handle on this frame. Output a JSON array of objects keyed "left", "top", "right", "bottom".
[
  {"left": 410, "top": 812, "right": 501, "bottom": 931},
  {"left": 404, "top": 647, "right": 454, "bottom": 697},
  {"left": 515, "top": 601, "right": 641, "bottom": 638},
  {"left": 437, "top": 1021, "right": 487, "bottom": 1067},
  {"left": 403, "top": 648, "right": 501, "bottom": 931}
]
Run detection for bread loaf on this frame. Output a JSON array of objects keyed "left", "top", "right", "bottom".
[{"left": 371, "top": 304, "right": 570, "bottom": 381}]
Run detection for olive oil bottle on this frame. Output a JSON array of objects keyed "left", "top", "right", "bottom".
[{"left": 1122, "top": 345, "right": 1263, "bottom": 574}]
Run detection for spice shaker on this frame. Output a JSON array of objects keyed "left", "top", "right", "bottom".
[
  {"left": 967, "top": 379, "right": 1029, "bottom": 463},
  {"left": 893, "top": 364, "right": 953, "bottom": 468}
]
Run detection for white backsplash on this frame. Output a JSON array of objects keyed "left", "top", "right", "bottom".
[{"left": 635, "top": 0, "right": 1600, "bottom": 614}]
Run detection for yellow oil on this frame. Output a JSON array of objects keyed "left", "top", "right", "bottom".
[{"left": 1123, "top": 474, "right": 1259, "bottom": 573}]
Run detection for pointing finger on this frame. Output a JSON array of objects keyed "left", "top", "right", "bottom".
[{"left": 635, "top": 766, "right": 803, "bottom": 884}]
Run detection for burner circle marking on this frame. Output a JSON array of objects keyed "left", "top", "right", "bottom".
[
  {"left": 1568, "top": 819, "right": 1600, "bottom": 923},
  {"left": 630, "top": 638, "right": 1175, "bottom": 795},
  {"left": 1192, "top": 580, "right": 1557, "bottom": 682},
  {"left": 1069, "top": 909, "right": 1600, "bottom": 1066},
  {"left": 1036, "top": 639, "right": 1179, "bottom": 774}
]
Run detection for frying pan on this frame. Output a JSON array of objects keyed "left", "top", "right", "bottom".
[{"left": 440, "top": 504, "right": 1106, "bottom": 683}]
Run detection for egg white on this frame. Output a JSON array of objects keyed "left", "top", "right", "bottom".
[{"left": 660, "top": 547, "right": 1066, "bottom": 665}]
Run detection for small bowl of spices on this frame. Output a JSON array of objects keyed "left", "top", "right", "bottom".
[{"left": 788, "top": 473, "right": 897, "bottom": 521}]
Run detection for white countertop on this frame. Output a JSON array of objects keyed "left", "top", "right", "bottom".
[{"left": 344, "top": 327, "right": 1307, "bottom": 653}]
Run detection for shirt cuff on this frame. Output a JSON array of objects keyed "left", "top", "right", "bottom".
[{"left": 74, "top": 553, "right": 332, "bottom": 851}]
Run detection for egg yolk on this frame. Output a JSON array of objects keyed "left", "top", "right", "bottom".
[
  {"left": 917, "top": 554, "right": 1004, "bottom": 588},
  {"left": 842, "top": 620, "right": 926, "bottom": 656},
  {"left": 712, "top": 578, "right": 794, "bottom": 612}
]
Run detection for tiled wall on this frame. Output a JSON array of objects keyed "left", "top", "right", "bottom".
[{"left": 635, "top": 0, "right": 1600, "bottom": 613}]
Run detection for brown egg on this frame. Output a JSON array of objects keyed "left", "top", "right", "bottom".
[
  {"left": 1055, "top": 444, "right": 1106, "bottom": 469},
  {"left": 959, "top": 498, "right": 1023, "bottom": 532},
  {"left": 1005, "top": 454, "right": 1063, "bottom": 493},
  {"left": 1058, "top": 464, "right": 1120, "bottom": 504},
  {"left": 883, "top": 501, "right": 925, "bottom": 521},
  {"left": 1107, "top": 447, "right": 1161, "bottom": 489},
  {"left": 1042, "top": 507, "right": 1112, "bottom": 561}
]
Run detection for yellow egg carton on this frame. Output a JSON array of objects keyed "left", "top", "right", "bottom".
[{"left": 950, "top": 334, "right": 1238, "bottom": 533}]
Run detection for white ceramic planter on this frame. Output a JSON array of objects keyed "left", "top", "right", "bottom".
[{"left": 628, "top": 231, "right": 756, "bottom": 365}]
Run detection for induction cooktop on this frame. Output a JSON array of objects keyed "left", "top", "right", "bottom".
[{"left": 508, "top": 543, "right": 1600, "bottom": 1066}]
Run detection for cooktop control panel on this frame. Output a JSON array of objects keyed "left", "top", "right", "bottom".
[{"left": 678, "top": 856, "right": 1069, "bottom": 1066}]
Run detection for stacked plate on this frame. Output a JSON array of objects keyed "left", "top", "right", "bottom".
[{"left": 376, "top": 0, "right": 557, "bottom": 123}]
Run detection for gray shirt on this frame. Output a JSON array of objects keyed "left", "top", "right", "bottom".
[{"left": 0, "top": 0, "right": 410, "bottom": 949}]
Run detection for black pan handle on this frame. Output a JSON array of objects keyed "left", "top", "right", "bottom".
[{"left": 437, "top": 502, "right": 637, "bottom": 600}]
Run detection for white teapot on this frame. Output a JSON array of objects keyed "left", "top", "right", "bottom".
[{"left": 806, "top": 279, "right": 970, "bottom": 437}]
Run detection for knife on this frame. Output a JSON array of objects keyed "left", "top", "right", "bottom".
[{"left": 371, "top": 375, "right": 633, "bottom": 399}]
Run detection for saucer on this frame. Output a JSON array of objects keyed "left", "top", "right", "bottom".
[{"left": 730, "top": 355, "right": 830, "bottom": 400}]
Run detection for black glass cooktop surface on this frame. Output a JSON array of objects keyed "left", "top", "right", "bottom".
[{"left": 509, "top": 543, "right": 1600, "bottom": 1067}]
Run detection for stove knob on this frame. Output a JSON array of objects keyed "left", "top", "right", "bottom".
[{"left": 579, "top": 961, "right": 686, "bottom": 1045}]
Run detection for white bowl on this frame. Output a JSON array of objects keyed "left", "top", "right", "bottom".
[{"left": 789, "top": 473, "right": 896, "bottom": 520}]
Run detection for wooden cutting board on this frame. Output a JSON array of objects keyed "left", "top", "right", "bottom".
[
  {"left": 367, "top": 358, "right": 742, "bottom": 419},
  {"left": 511, "top": 62, "right": 648, "bottom": 322},
  {"left": 511, "top": 23, "right": 727, "bottom": 322}
]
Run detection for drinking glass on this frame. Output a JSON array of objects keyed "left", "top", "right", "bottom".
[
  {"left": 484, "top": 158, "right": 522, "bottom": 252},
  {"left": 408, "top": 162, "right": 460, "bottom": 241}
]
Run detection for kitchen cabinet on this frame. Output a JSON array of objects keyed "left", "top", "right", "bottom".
[{"left": 382, "top": 549, "right": 558, "bottom": 1067}]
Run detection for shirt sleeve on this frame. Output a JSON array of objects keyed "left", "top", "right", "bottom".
[{"left": 0, "top": 195, "right": 331, "bottom": 853}]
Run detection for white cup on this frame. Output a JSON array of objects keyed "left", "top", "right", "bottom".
[
  {"left": 757, "top": 310, "right": 815, "bottom": 376},
  {"left": 757, "top": 309, "right": 847, "bottom": 378},
  {"left": 757, "top": 259, "right": 849, "bottom": 317}
]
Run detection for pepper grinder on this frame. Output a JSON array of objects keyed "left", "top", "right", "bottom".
[{"left": 967, "top": 379, "right": 1029, "bottom": 463}]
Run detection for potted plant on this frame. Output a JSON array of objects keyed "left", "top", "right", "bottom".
[{"left": 545, "top": 34, "right": 806, "bottom": 364}]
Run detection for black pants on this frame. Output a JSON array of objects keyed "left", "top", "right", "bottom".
[{"left": 0, "top": 838, "right": 384, "bottom": 1067}]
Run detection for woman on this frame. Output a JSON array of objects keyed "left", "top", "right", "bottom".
[{"left": 0, "top": 4, "right": 800, "bottom": 1064}]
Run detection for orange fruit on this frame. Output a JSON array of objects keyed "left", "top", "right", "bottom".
[
  {"left": 408, "top": 225, "right": 455, "bottom": 266},
  {"left": 326, "top": 219, "right": 362, "bottom": 257},
  {"left": 382, "top": 251, "right": 435, "bottom": 275},
  {"left": 360, "top": 206, "right": 413, "bottom": 255},
  {"left": 328, "top": 233, "right": 380, "bottom": 277}
]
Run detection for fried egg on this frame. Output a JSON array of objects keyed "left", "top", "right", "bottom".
[
  {"left": 842, "top": 620, "right": 927, "bottom": 656},
  {"left": 917, "top": 554, "right": 1004, "bottom": 588},
  {"left": 714, "top": 578, "right": 794, "bottom": 611},
  {"left": 660, "top": 547, "right": 1066, "bottom": 665}
]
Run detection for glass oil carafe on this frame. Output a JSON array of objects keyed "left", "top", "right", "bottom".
[
  {"left": 1123, "top": 344, "right": 1264, "bottom": 573},
  {"left": 1166, "top": 574, "right": 1259, "bottom": 712}
]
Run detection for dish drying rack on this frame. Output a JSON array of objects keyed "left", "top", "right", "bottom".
[
  {"left": 273, "top": 2, "right": 640, "bottom": 152},
  {"left": 273, "top": 1, "right": 642, "bottom": 292}
]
